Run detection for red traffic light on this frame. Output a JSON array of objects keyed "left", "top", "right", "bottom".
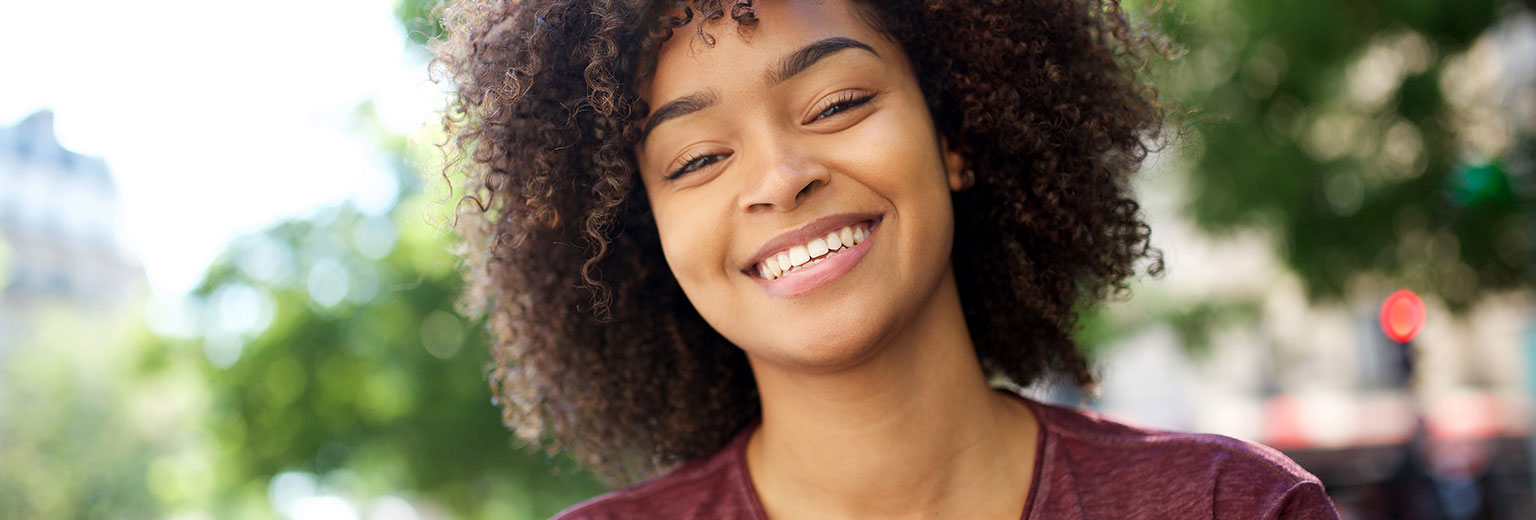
[{"left": 1379, "top": 289, "right": 1425, "bottom": 343}]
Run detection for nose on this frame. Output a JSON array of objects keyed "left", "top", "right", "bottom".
[{"left": 739, "top": 139, "right": 830, "bottom": 213}]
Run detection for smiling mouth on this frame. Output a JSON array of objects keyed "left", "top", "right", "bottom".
[{"left": 751, "top": 220, "right": 876, "bottom": 280}]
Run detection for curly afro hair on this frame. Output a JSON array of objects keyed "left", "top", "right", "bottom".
[{"left": 434, "top": 0, "right": 1165, "bottom": 485}]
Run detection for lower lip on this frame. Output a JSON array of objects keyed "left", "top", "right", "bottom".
[{"left": 751, "top": 221, "right": 880, "bottom": 297}]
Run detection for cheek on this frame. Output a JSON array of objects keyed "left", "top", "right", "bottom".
[
  {"left": 652, "top": 198, "right": 730, "bottom": 292},
  {"left": 829, "top": 104, "right": 948, "bottom": 192},
  {"left": 838, "top": 103, "right": 957, "bottom": 253}
]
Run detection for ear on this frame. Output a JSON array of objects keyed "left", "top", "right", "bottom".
[{"left": 940, "top": 136, "right": 968, "bottom": 192}]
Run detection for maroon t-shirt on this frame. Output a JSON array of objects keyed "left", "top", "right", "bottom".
[{"left": 554, "top": 395, "right": 1341, "bottom": 519}]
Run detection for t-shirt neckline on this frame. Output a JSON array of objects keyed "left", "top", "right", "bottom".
[{"left": 730, "top": 388, "right": 1048, "bottom": 520}]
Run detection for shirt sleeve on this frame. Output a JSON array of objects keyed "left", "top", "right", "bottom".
[{"left": 1262, "top": 481, "right": 1341, "bottom": 520}]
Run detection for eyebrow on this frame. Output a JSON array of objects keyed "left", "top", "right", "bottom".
[
  {"left": 640, "top": 37, "right": 880, "bottom": 141},
  {"left": 768, "top": 37, "right": 878, "bottom": 85},
  {"left": 641, "top": 90, "right": 717, "bottom": 140}
]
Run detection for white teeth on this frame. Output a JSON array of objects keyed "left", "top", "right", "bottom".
[
  {"left": 788, "top": 245, "right": 811, "bottom": 266},
  {"left": 756, "top": 222, "right": 875, "bottom": 280},
  {"left": 825, "top": 232, "right": 842, "bottom": 250},
  {"left": 807, "top": 237, "right": 829, "bottom": 257}
]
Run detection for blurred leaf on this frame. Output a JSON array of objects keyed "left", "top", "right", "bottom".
[
  {"left": 396, "top": 0, "right": 447, "bottom": 47},
  {"left": 0, "top": 308, "right": 166, "bottom": 519},
  {"left": 157, "top": 198, "right": 604, "bottom": 518},
  {"left": 1155, "top": 0, "right": 1534, "bottom": 308}
]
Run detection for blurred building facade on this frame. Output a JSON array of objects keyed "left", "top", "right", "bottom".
[
  {"left": 1083, "top": 220, "right": 1536, "bottom": 518},
  {"left": 0, "top": 110, "right": 145, "bottom": 351},
  {"left": 1069, "top": 14, "right": 1536, "bottom": 519}
]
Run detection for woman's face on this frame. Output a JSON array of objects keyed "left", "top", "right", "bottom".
[{"left": 637, "top": 0, "right": 965, "bottom": 370}]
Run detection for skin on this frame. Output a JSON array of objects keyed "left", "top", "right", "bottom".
[{"left": 636, "top": 1, "right": 1039, "bottom": 518}]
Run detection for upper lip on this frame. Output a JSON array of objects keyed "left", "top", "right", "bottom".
[{"left": 741, "top": 212, "right": 882, "bottom": 272}]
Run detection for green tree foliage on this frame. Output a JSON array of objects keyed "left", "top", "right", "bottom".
[
  {"left": 1154, "top": 0, "right": 1534, "bottom": 307},
  {"left": 132, "top": 3, "right": 610, "bottom": 514},
  {"left": 397, "top": 0, "right": 446, "bottom": 46},
  {"left": 0, "top": 309, "right": 164, "bottom": 519},
  {"left": 4, "top": 2, "right": 616, "bottom": 518},
  {"left": 160, "top": 196, "right": 604, "bottom": 518}
]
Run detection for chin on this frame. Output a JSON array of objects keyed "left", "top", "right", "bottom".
[{"left": 729, "top": 313, "right": 892, "bottom": 372}]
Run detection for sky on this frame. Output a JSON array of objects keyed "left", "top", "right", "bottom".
[{"left": 0, "top": 0, "right": 444, "bottom": 296}]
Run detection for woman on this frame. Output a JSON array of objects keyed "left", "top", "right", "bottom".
[{"left": 435, "top": 0, "right": 1341, "bottom": 518}]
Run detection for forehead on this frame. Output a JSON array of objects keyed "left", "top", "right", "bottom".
[{"left": 642, "top": 0, "right": 890, "bottom": 102}]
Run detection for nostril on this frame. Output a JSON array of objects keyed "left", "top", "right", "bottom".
[
  {"left": 742, "top": 166, "right": 827, "bottom": 212},
  {"left": 795, "top": 179, "right": 824, "bottom": 201}
]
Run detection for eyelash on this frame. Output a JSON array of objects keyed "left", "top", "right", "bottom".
[
  {"left": 666, "top": 151, "right": 726, "bottom": 180},
  {"left": 664, "top": 91, "right": 879, "bottom": 180},
  {"left": 811, "top": 91, "right": 877, "bottom": 122}
]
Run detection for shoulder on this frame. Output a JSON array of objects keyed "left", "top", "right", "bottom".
[
  {"left": 1027, "top": 399, "right": 1339, "bottom": 519},
  {"left": 1033, "top": 399, "right": 1316, "bottom": 481},
  {"left": 551, "top": 425, "right": 763, "bottom": 520}
]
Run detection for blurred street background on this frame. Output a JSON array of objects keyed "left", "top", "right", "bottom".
[{"left": 1, "top": 0, "right": 1533, "bottom": 518}]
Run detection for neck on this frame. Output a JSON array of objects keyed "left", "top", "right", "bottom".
[{"left": 744, "top": 270, "right": 1038, "bottom": 519}]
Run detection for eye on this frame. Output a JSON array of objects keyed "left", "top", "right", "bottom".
[
  {"left": 810, "top": 91, "right": 877, "bottom": 123},
  {"left": 667, "top": 151, "right": 730, "bottom": 180}
]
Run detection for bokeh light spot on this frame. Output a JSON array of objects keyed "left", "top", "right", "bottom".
[
  {"left": 352, "top": 215, "right": 398, "bottom": 260},
  {"left": 1379, "top": 289, "right": 1426, "bottom": 343},
  {"left": 307, "top": 258, "right": 350, "bottom": 308},
  {"left": 420, "top": 310, "right": 464, "bottom": 360}
]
